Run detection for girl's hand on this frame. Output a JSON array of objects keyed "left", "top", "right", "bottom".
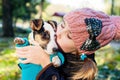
[{"left": 15, "top": 40, "right": 51, "bottom": 68}]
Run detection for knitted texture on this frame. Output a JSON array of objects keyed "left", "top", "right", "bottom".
[
  {"left": 64, "top": 8, "right": 120, "bottom": 54},
  {"left": 110, "top": 16, "right": 120, "bottom": 40}
]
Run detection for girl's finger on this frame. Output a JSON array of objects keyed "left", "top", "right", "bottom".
[
  {"left": 16, "top": 53, "right": 28, "bottom": 59},
  {"left": 16, "top": 50, "right": 27, "bottom": 55},
  {"left": 19, "top": 59, "right": 30, "bottom": 64},
  {"left": 16, "top": 47, "right": 29, "bottom": 51}
]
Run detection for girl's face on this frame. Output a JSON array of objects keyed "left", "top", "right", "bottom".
[{"left": 56, "top": 20, "right": 76, "bottom": 53}]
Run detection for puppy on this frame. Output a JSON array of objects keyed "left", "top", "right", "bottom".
[{"left": 14, "top": 18, "right": 62, "bottom": 67}]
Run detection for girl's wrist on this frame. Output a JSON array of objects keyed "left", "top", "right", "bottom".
[
  {"left": 41, "top": 55, "right": 51, "bottom": 68},
  {"left": 41, "top": 61, "right": 51, "bottom": 68}
]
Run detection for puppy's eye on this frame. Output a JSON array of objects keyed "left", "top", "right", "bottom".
[{"left": 41, "top": 31, "right": 50, "bottom": 40}]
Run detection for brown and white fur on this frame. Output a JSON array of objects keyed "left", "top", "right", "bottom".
[{"left": 14, "top": 19, "right": 61, "bottom": 67}]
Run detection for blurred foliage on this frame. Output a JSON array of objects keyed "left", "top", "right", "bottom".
[
  {"left": 11, "top": 0, "right": 49, "bottom": 25},
  {"left": 0, "top": 0, "right": 50, "bottom": 37},
  {"left": 0, "top": 49, "right": 20, "bottom": 80},
  {"left": 11, "top": 0, "right": 49, "bottom": 21},
  {"left": 95, "top": 45, "right": 120, "bottom": 80},
  {"left": 11, "top": 0, "right": 34, "bottom": 20},
  {"left": 104, "top": 0, "right": 120, "bottom": 15},
  {"left": 0, "top": 38, "right": 20, "bottom": 80},
  {"left": 0, "top": 0, "right": 50, "bottom": 20},
  {"left": 0, "top": 0, "right": 50, "bottom": 27},
  {"left": 0, "top": 0, "right": 2, "bottom": 18}
]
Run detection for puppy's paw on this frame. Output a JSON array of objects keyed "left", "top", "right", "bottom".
[
  {"left": 52, "top": 56, "right": 61, "bottom": 67},
  {"left": 14, "top": 37, "right": 25, "bottom": 44}
]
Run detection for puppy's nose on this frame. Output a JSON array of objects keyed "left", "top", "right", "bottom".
[
  {"left": 54, "top": 34, "right": 56, "bottom": 38},
  {"left": 52, "top": 47, "right": 58, "bottom": 52},
  {"left": 54, "top": 34, "right": 57, "bottom": 41}
]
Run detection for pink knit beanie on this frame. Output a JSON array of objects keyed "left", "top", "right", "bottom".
[{"left": 64, "top": 8, "right": 120, "bottom": 54}]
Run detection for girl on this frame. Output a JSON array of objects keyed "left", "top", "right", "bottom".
[{"left": 16, "top": 8, "right": 120, "bottom": 80}]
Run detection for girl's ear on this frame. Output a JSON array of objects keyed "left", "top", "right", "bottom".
[
  {"left": 47, "top": 20, "right": 57, "bottom": 32},
  {"left": 30, "top": 19, "right": 43, "bottom": 31}
]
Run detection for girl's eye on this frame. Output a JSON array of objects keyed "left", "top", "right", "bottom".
[
  {"left": 67, "top": 33, "right": 72, "bottom": 39},
  {"left": 61, "top": 24, "right": 65, "bottom": 28}
]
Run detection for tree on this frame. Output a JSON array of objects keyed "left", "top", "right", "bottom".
[
  {"left": 0, "top": 0, "right": 2, "bottom": 18},
  {"left": 11, "top": 0, "right": 37, "bottom": 27},
  {"left": 11, "top": 0, "right": 49, "bottom": 27},
  {"left": 111, "top": 0, "right": 115, "bottom": 15},
  {"left": 2, "top": 0, "right": 14, "bottom": 37},
  {"left": 1, "top": 0, "right": 49, "bottom": 37},
  {"left": 105, "top": 0, "right": 120, "bottom": 15}
]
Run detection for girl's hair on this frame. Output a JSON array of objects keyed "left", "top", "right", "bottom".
[
  {"left": 73, "top": 58, "right": 97, "bottom": 80},
  {"left": 59, "top": 53, "right": 97, "bottom": 80}
]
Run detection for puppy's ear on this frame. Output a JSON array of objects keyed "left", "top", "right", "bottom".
[
  {"left": 47, "top": 20, "right": 57, "bottom": 32},
  {"left": 30, "top": 19, "right": 43, "bottom": 31}
]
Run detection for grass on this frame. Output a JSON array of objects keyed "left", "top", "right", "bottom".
[
  {"left": 0, "top": 38, "right": 21, "bottom": 80},
  {"left": 95, "top": 45, "right": 120, "bottom": 80}
]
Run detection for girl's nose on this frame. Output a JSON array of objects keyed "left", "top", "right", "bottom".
[
  {"left": 56, "top": 28, "right": 63, "bottom": 39},
  {"left": 56, "top": 23, "right": 66, "bottom": 39},
  {"left": 55, "top": 31, "right": 61, "bottom": 39},
  {"left": 56, "top": 25, "right": 63, "bottom": 35}
]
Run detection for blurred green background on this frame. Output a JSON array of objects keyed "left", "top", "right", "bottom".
[{"left": 0, "top": 0, "right": 120, "bottom": 80}]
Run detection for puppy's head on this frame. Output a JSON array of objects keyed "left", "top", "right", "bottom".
[{"left": 29, "top": 19, "right": 58, "bottom": 53}]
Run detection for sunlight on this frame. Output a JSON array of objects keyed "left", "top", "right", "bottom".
[{"left": 47, "top": 0, "right": 105, "bottom": 11}]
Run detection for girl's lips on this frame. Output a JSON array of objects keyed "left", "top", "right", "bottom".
[
  {"left": 54, "top": 34, "right": 65, "bottom": 53},
  {"left": 53, "top": 34, "right": 58, "bottom": 51}
]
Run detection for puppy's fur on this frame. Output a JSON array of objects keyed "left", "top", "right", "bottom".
[{"left": 14, "top": 19, "right": 61, "bottom": 67}]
